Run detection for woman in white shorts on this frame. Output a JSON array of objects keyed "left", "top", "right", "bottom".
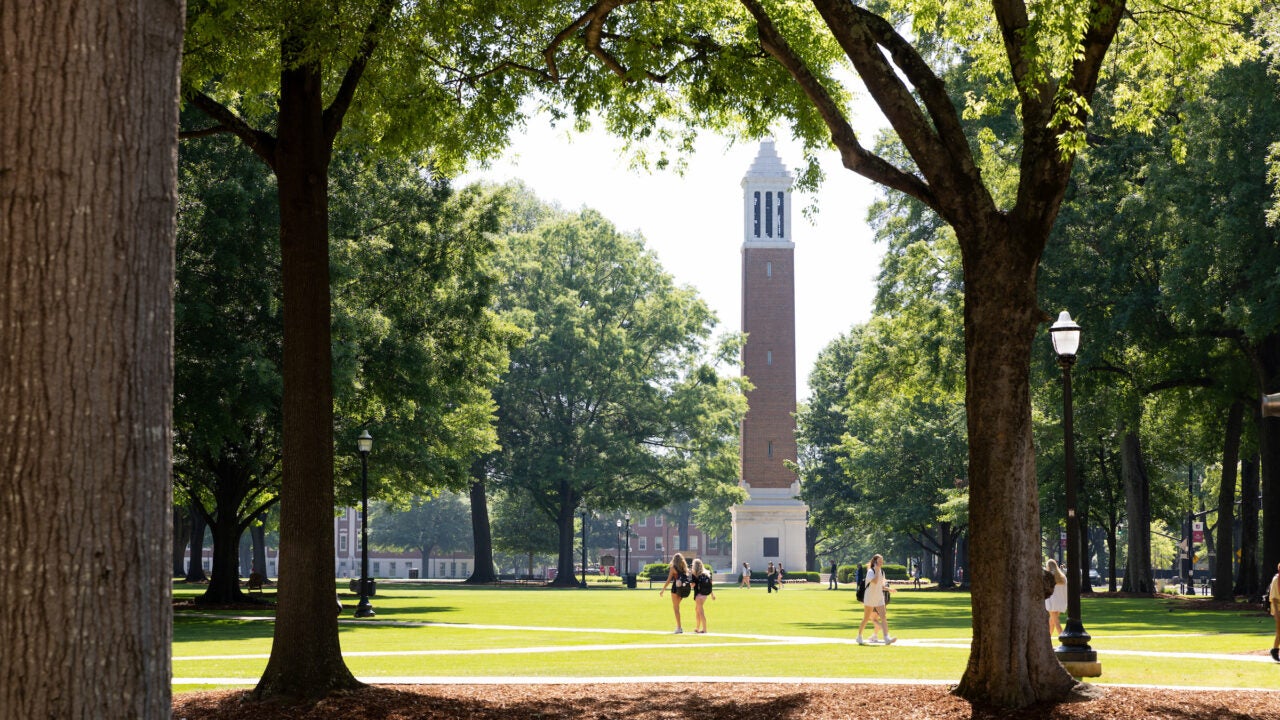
[{"left": 856, "top": 554, "right": 895, "bottom": 645}]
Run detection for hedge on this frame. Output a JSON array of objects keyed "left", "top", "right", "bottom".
[{"left": 836, "top": 563, "right": 908, "bottom": 583}]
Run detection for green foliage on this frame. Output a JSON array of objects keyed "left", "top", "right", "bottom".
[
  {"left": 491, "top": 195, "right": 747, "bottom": 576},
  {"left": 643, "top": 563, "right": 670, "bottom": 580},
  {"left": 370, "top": 491, "right": 472, "bottom": 558},
  {"left": 490, "top": 489, "right": 558, "bottom": 559},
  {"left": 881, "top": 563, "right": 909, "bottom": 581}
]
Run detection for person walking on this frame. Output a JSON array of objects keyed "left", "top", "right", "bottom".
[
  {"left": 766, "top": 561, "right": 778, "bottom": 594},
  {"left": 777, "top": 564, "right": 785, "bottom": 590},
  {"left": 856, "top": 554, "right": 895, "bottom": 645},
  {"left": 912, "top": 561, "right": 922, "bottom": 589},
  {"left": 1045, "top": 558, "right": 1068, "bottom": 636},
  {"left": 691, "top": 558, "right": 716, "bottom": 634},
  {"left": 1269, "top": 561, "right": 1279, "bottom": 662},
  {"left": 740, "top": 562, "right": 751, "bottom": 589},
  {"left": 829, "top": 559, "right": 839, "bottom": 590},
  {"left": 659, "top": 552, "right": 692, "bottom": 634}
]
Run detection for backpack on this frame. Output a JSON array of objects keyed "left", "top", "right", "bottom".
[
  {"left": 673, "top": 570, "right": 692, "bottom": 598},
  {"left": 1042, "top": 569, "right": 1056, "bottom": 599},
  {"left": 856, "top": 566, "right": 866, "bottom": 602},
  {"left": 695, "top": 572, "right": 713, "bottom": 596}
]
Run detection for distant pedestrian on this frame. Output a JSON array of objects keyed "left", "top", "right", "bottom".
[
  {"left": 829, "top": 560, "right": 838, "bottom": 590},
  {"left": 766, "top": 561, "right": 778, "bottom": 594},
  {"left": 659, "top": 552, "right": 692, "bottom": 634},
  {"left": 691, "top": 558, "right": 716, "bottom": 633},
  {"left": 777, "top": 564, "right": 785, "bottom": 589},
  {"left": 856, "top": 554, "right": 895, "bottom": 645},
  {"left": 740, "top": 562, "right": 751, "bottom": 589},
  {"left": 912, "top": 562, "right": 922, "bottom": 589},
  {"left": 1269, "top": 561, "right": 1279, "bottom": 662},
  {"left": 1045, "top": 559, "right": 1067, "bottom": 636}
]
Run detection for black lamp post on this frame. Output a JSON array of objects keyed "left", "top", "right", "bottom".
[
  {"left": 615, "top": 518, "right": 622, "bottom": 580},
  {"left": 354, "top": 430, "right": 375, "bottom": 618},
  {"left": 1049, "top": 311, "right": 1096, "bottom": 668},
  {"left": 624, "top": 511, "right": 631, "bottom": 583},
  {"left": 579, "top": 508, "right": 589, "bottom": 588}
]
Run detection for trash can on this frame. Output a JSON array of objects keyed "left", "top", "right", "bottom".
[{"left": 625, "top": 573, "right": 637, "bottom": 589}]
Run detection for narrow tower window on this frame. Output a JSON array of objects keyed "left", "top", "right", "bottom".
[
  {"left": 767, "top": 350, "right": 773, "bottom": 365},
  {"left": 767, "top": 440, "right": 774, "bottom": 458},
  {"left": 753, "top": 192, "right": 761, "bottom": 237},
  {"left": 765, "top": 191, "right": 774, "bottom": 238},
  {"left": 778, "top": 191, "right": 785, "bottom": 238},
  {"left": 766, "top": 261, "right": 772, "bottom": 278}
]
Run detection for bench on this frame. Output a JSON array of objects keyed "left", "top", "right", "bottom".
[{"left": 246, "top": 572, "right": 265, "bottom": 594}]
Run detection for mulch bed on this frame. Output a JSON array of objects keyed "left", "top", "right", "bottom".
[{"left": 172, "top": 683, "right": 1280, "bottom": 719}]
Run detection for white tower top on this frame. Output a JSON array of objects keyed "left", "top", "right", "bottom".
[{"left": 741, "top": 139, "right": 794, "bottom": 248}]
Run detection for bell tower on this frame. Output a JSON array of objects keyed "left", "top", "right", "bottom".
[{"left": 731, "top": 140, "right": 808, "bottom": 575}]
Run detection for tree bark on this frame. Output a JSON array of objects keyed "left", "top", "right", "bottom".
[
  {"left": 1215, "top": 401, "right": 1243, "bottom": 600},
  {"left": 1120, "top": 430, "right": 1154, "bottom": 593},
  {"left": 251, "top": 32, "right": 360, "bottom": 700},
  {"left": 174, "top": 504, "right": 192, "bottom": 577},
  {"left": 201, "top": 512, "right": 250, "bottom": 605},
  {"left": 952, "top": 221, "right": 1075, "bottom": 706},
  {"left": 0, "top": 0, "right": 182, "bottom": 716},
  {"left": 465, "top": 462, "right": 498, "bottom": 584},
  {"left": 185, "top": 502, "right": 210, "bottom": 582},
  {"left": 551, "top": 482, "right": 580, "bottom": 587},
  {"left": 1235, "top": 453, "right": 1260, "bottom": 597},
  {"left": 252, "top": 516, "right": 269, "bottom": 578}
]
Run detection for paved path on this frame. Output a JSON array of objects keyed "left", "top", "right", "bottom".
[{"left": 173, "top": 616, "right": 1280, "bottom": 686}]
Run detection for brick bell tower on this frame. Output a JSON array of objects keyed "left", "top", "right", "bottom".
[{"left": 731, "top": 140, "right": 809, "bottom": 576}]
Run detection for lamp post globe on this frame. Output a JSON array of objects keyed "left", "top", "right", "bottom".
[
  {"left": 354, "top": 430, "right": 375, "bottom": 618},
  {"left": 1049, "top": 311, "right": 1097, "bottom": 672}
]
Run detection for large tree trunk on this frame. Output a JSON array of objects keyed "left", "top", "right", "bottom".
[
  {"left": 1214, "top": 401, "right": 1243, "bottom": 600},
  {"left": 252, "top": 35, "right": 360, "bottom": 700},
  {"left": 465, "top": 463, "right": 498, "bottom": 584},
  {"left": 201, "top": 516, "right": 250, "bottom": 605},
  {"left": 1235, "top": 453, "right": 1261, "bottom": 597},
  {"left": 185, "top": 502, "right": 210, "bottom": 582},
  {"left": 174, "top": 504, "right": 192, "bottom": 577},
  {"left": 0, "top": 0, "right": 182, "bottom": 715},
  {"left": 1120, "top": 430, "right": 1154, "bottom": 593},
  {"left": 1259, "top": 334, "right": 1280, "bottom": 587},
  {"left": 551, "top": 482, "right": 579, "bottom": 587},
  {"left": 252, "top": 515, "right": 269, "bottom": 577},
  {"left": 953, "top": 221, "right": 1074, "bottom": 706}
]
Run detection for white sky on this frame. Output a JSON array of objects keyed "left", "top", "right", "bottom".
[{"left": 463, "top": 112, "right": 888, "bottom": 399}]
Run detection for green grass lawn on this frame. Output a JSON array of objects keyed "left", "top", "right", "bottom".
[{"left": 172, "top": 582, "right": 1279, "bottom": 693}]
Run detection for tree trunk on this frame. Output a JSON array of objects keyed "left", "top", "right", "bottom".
[
  {"left": 252, "top": 516, "right": 268, "bottom": 577},
  {"left": 1120, "top": 430, "right": 1154, "bottom": 593},
  {"left": 952, "top": 221, "right": 1074, "bottom": 706},
  {"left": 185, "top": 502, "right": 210, "bottom": 582},
  {"left": 0, "top": 1, "right": 181, "bottom": 715},
  {"left": 465, "top": 464, "right": 498, "bottom": 584},
  {"left": 806, "top": 525, "right": 819, "bottom": 572},
  {"left": 251, "top": 34, "right": 359, "bottom": 700},
  {"left": 1214, "top": 401, "right": 1243, "bottom": 600},
  {"left": 1235, "top": 453, "right": 1261, "bottom": 597},
  {"left": 174, "top": 504, "right": 191, "bottom": 577},
  {"left": 551, "top": 484, "right": 579, "bottom": 587},
  {"left": 200, "top": 516, "right": 249, "bottom": 605}
]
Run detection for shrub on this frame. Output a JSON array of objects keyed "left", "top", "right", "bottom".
[
  {"left": 790, "top": 571, "right": 820, "bottom": 583},
  {"left": 883, "top": 563, "right": 908, "bottom": 580},
  {"left": 643, "top": 563, "right": 669, "bottom": 580},
  {"left": 837, "top": 564, "right": 860, "bottom": 584}
]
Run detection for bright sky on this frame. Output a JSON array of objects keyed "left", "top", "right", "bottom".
[{"left": 463, "top": 112, "right": 887, "bottom": 399}]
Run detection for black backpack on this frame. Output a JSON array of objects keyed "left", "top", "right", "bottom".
[
  {"left": 856, "top": 565, "right": 866, "bottom": 602},
  {"left": 673, "top": 570, "right": 692, "bottom": 597},
  {"left": 695, "top": 572, "right": 713, "bottom": 596}
]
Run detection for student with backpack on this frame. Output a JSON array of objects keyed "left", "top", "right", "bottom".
[
  {"left": 691, "top": 558, "right": 716, "bottom": 634},
  {"left": 658, "top": 552, "right": 692, "bottom": 634},
  {"left": 856, "top": 554, "right": 896, "bottom": 645}
]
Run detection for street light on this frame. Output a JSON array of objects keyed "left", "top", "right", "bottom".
[
  {"left": 1049, "top": 311, "right": 1097, "bottom": 673},
  {"left": 624, "top": 511, "right": 631, "bottom": 586},
  {"left": 616, "top": 518, "right": 622, "bottom": 580},
  {"left": 354, "top": 430, "right": 375, "bottom": 618}
]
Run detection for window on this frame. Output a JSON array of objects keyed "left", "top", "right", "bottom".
[
  {"left": 778, "top": 191, "right": 785, "bottom": 237},
  {"left": 450, "top": 561, "right": 457, "bottom": 577},
  {"left": 763, "top": 538, "right": 779, "bottom": 557},
  {"left": 439, "top": 562, "right": 447, "bottom": 576},
  {"left": 767, "top": 350, "right": 772, "bottom": 365},
  {"left": 655, "top": 516, "right": 663, "bottom": 527},
  {"left": 655, "top": 538, "right": 664, "bottom": 552},
  {"left": 768, "top": 440, "right": 774, "bottom": 458},
  {"left": 461, "top": 562, "right": 468, "bottom": 576},
  {"left": 753, "top": 192, "right": 761, "bottom": 236},
  {"left": 765, "top": 191, "right": 774, "bottom": 237},
  {"left": 339, "top": 534, "right": 348, "bottom": 552},
  {"left": 690, "top": 536, "right": 699, "bottom": 550},
  {"left": 390, "top": 561, "right": 397, "bottom": 576},
  {"left": 372, "top": 561, "right": 381, "bottom": 575},
  {"left": 766, "top": 261, "right": 772, "bottom": 278},
  {"left": 639, "top": 516, "right": 648, "bottom": 527},
  {"left": 639, "top": 537, "right": 648, "bottom": 551},
  {"left": 708, "top": 536, "right": 719, "bottom": 550},
  {"left": 672, "top": 536, "right": 680, "bottom": 551}
]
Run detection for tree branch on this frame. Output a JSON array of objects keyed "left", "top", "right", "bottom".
[
  {"left": 324, "top": 0, "right": 397, "bottom": 145},
  {"left": 187, "top": 91, "right": 278, "bottom": 170}
]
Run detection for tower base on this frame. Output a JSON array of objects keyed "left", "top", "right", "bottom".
[{"left": 731, "top": 486, "right": 808, "bottom": 576}]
